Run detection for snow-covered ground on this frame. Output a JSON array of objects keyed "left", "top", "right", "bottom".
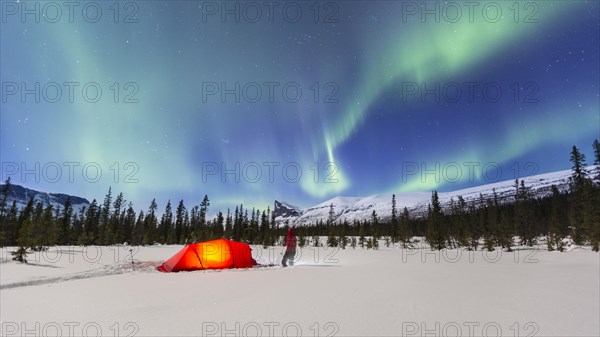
[{"left": 1, "top": 243, "right": 598, "bottom": 336}]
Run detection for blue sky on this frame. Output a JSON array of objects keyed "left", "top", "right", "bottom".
[{"left": 1, "top": 1, "right": 598, "bottom": 212}]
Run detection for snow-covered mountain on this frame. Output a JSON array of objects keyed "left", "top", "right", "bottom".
[
  {"left": 0, "top": 183, "right": 90, "bottom": 214},
  {"left": 273, "top": 200, "right": 303, "bottom": 219},
  {"left": 275, "top": 167, "right": 592, "bottom": 226}
]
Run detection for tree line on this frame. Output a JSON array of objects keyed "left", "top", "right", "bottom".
[
  {"left": 321, "top": 141, "right": 600, "bottom": 252},
  {"left": 1, "top": 141, "right": 599, "bottom": 262}
]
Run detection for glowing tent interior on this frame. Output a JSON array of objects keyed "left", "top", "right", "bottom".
[{"left": 156, "top": 238, "right": 256, "bottom": 272}]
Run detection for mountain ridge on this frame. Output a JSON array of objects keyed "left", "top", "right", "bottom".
[
  {"left": 274, "top": 166, "right": 595, "bottom": 226},
  {"left": 0, "top": 183, "right": 90, "bottom": 214}
]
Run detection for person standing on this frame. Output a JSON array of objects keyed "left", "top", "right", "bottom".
[{"left": 282, "top": 227, "right": 297, "bottom": 267}]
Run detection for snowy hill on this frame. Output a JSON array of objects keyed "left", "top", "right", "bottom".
[
  {"left": 0, "top": 183, "right": 90, "bottom": 214},
  {"left": 275, "top": 167, "right": 594, "bottom": 226}
]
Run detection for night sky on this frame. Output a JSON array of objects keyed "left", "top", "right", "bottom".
[{"left": 1, "top": 1, "right": 599, "bottom": 212}]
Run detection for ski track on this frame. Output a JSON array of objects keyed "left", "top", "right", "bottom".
[
  {"left": 1, "top": 262, "right": 283, "bottom": 289},
  {"left": 0, "top": 262, "right": 160, "bottom": 290}
]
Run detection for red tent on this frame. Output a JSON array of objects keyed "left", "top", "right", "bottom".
[{"left": 156, "top": 238, "right": 255, "bottom": 272}]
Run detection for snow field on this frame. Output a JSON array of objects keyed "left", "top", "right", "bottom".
[{"left": 1, "top": 243, "right": 598, "bottom": 336}]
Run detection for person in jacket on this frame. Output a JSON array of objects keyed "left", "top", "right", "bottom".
[{"left": 282, "top": 227, "right": 297, "bottom": 267}]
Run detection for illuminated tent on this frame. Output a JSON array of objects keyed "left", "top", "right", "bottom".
[{"left": 156, "top": 238, "right": 255, "bottom": 272}]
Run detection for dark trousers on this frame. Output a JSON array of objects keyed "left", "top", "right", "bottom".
[{"left": 282, "top": 250, "right": 296, "bottom": 266}]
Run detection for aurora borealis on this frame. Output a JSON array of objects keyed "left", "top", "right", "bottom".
[{"left": 1, "top": 1, "right": 599, "bottom": 212}]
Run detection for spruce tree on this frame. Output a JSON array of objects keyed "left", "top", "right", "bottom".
[
  {"left": 242, "top": 209, "right": 250, "bottom": 242},
  {"left": 326, "top": 204, "right": 338, "bottom": 247},
  {"left": 426, "top": 191, "right": 445, "bottom": 250},
  {"left": 587, "top": 140, "right": 600, "bottom": 251},
  {"left": 259, "top": 210, "right": 268, "bottom": 247},
  {"left": 453, "top": 196, "right": 469, "bottom": 247},
  {"left": 483, "top": 189, "right": 499, "bottom": 251},
  {"left": 498, "top": 208, "right": 514, "bottom": 252},
  {"left": 570, "top": 145, "right": 588, "bottom": 188},
  {"left": 189, "top": 206, "right": 199, "bottom": 241},
  {"left": 548, "top": 185, "right": 567, "bottom": 251},
  {"left": 132, "top": 210, "right": 145, "bottom": 245},
  {"left": 99, "top": 187, "right": 112, "bottom": 243},
  {"left": 59, "top": 197, "right": 73, "bottom": 244},
  {"left": 516, "top": 180, "right": 535, "bottom": 246},
  {"left": 143, "top": 199, "right": 158, "bottom": 244},
  {"left": 175, "top": 200, "right": 186, "bottom": 244},
  {"left": 199, "top": 195, "right": 210, "bottom": 240},
  {"left": 399, "top": 207, "right": 411, "bottom": 248},
  {"left": 29, "top": 202, "right": 45, "bottom": 250},
  {"left": 13, "top": 198, "right": 35, "bottom": 261},
  {"left": 42, "top": 204, "right": 58, "bottom": 247},
  {"left": 214, "top": 211, "right": 224, "bottom": 238},
  {"left": 232, "top": 206, "right": 240, "bottom": 241},
  {"left": 0, "top": 179, "right": 9, "bottom": 246},
  {"left": 72, "top": 207, "right": 85, "bottom": 245},
  {"left": 247, "top": 208, "right": 257, "bottom": 244},
  {"left": 390, "top": 194, "right": 398, "bottom": 243},
  {"left": 328, "top": 203, "right": 335, "bottom": 225},
  {"left": 327, "top": 227, "right": 338, "bottom": 247},
  {"left": 160, "top": 200, "right": 173, "bottom": 244},
  {"left": 338, "top": 220, "right": 348, "bottom": 249},
  {"left": 84, "top": 199, "right": 99, "bottom": 244},
  {"left": 108, "top": 192, "right": 124, "bottom": 244},
  {"left": 0, "top": 177, "right": 11, "bottom": 220},
  {"left": 569, "top": 145, "right": 589, "bottom": 244},
  {"left": 358, "top": 221, "right": 366, "bottom": 248},
  {"left": 371, "top": 210, "right": 379, "bottom": 249},
  {"left": 122, "top": 203, "right": 136, "bottom": 244},
  {"left": 184, "top": 206, "right": 191, "bottom": 242},
  {"left": 467, "top": 201, "right": 480, "bottom": 250},
  {"left": 481, "top": 197, "right": 494, "bottom": 251}
]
